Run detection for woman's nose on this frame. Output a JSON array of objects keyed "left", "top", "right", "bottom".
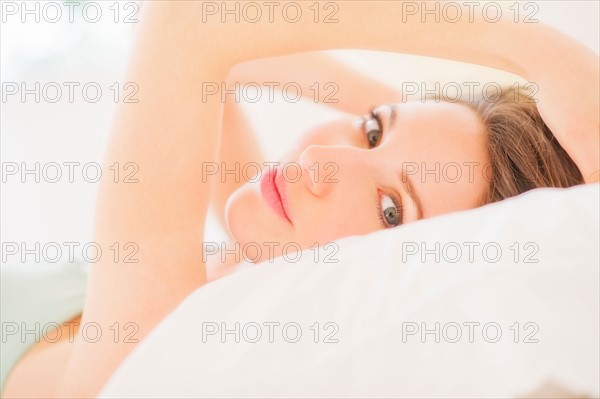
[{"left": 298, "top": 144, "right": 362, "bottom": 197}]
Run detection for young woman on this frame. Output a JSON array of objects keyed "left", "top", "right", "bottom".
[{"left": 3, "top": 1, "right": 598, "bottom": 397}]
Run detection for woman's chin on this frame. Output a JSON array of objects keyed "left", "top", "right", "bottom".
[
  {"left": 224, "top": 187, "right": 248, "bottom": 243},
  {"left": 225, "top": 184, "right": 270, "bottom": 245},
  {"left": 225, "top": 183, "right": 293, "bottom": 247}
]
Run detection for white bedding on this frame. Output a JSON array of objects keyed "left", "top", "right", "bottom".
[{"left": 100, "top": 184, "right": 599, "bottom": 398}]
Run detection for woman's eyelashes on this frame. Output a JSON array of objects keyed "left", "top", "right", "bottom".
[
  {"left": 376, "top": 190, "right": 402, "bottom": 228},
  {"left": 363, "top": 108, "right": 384, "bottom": 148}
]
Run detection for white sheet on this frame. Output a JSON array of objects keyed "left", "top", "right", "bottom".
[{"left": 100, "top": 184, "right": 600, "bottom": 398}]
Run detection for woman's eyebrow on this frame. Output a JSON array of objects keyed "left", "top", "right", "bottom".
[
  {"left": 399, "top": 170, "right": 424, "bottom": 220},
  {"left": 382, "top": 103, "right": 398, "bottom": 131},
  {"left": 389, "top": 104, "right": 398, "bottom": 130}
]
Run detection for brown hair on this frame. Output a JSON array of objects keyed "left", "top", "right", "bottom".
[{"left": 462, "top": 86, "right": 584, "bottom": 205}]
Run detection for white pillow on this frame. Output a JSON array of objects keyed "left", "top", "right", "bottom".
[{"left": 100, "top": 184, "right": 600, "bottom": 398}]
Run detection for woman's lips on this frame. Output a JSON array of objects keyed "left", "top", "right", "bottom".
[{"left": 260, "top": 166, "right": 292, "bottom": 224}]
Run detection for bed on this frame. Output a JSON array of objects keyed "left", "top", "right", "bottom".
[{"left": 100, "top": 183, "right": 600, "bottom": 398}]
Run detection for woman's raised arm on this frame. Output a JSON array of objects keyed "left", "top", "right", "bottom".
[{"left": 216, "top": 1, "right": 598, "bottom": 182}]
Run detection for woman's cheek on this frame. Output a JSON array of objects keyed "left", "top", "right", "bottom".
[{"left": 298, "top": 213, "right": 375, "bottom": 247}]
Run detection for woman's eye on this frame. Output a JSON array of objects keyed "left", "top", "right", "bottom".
[
  {"left": 364, "top": 110, "right": 383, "bottom": 148},
  {"left": 380, "top": 194, "right": 400, "bottom": 227}
]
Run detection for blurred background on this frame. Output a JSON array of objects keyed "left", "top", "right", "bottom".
[{"left": 1, "top": 0, "right": 598, "bottom": 259}]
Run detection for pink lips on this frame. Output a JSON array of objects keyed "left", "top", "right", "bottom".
[{"left": 260, "top": 166, "right": 292, "bottom": 224}]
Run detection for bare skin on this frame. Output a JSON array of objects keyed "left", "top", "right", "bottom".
[
  {"left": 3, "top": 1, "right": 598, "bottom": 397},
  {"left": 3, "top": 50, "right": 407, "bottom": 399}
]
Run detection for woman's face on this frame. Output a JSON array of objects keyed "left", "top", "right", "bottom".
[{"left": 226, "top": 100, "right": 489, "bottom": 261}]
